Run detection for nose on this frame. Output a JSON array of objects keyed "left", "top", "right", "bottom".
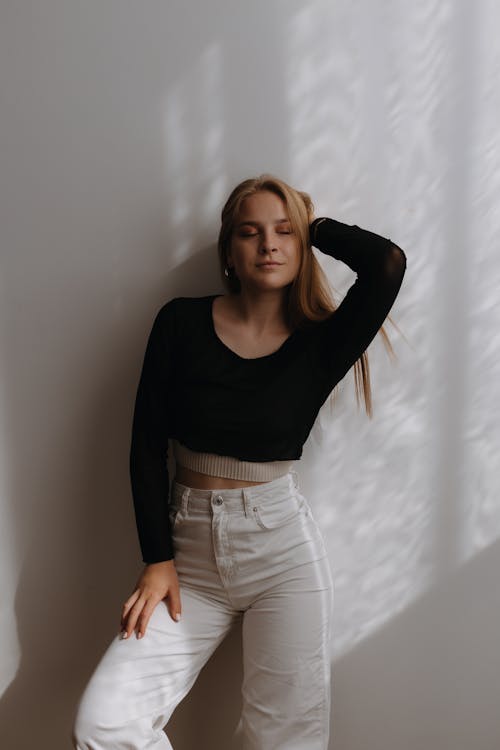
[{"left": 259, "top": 229, "right": 278, "bottom": 254}]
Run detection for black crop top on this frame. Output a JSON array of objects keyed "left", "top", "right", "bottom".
[{"left": 129, "top": 217, "right": 407, "bottom": 562}]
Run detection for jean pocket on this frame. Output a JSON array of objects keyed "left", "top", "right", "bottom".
[
  {"left": 168, "top": 504, "right": 183, "bottom": 532},
  {"left": 252, "top": 493, "right": 306, "bottom": 530}
]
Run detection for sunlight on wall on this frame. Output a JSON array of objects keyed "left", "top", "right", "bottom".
[
  {"left": 464, "top": 4, "right": 500, "bottom": 557},
  {"left": 283, "top": 0, "right": 500, "bottom": 659}
]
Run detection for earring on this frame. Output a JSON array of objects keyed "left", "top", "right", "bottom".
[{"left": 224, "top": 266, "right": 230, "bottom": 277}]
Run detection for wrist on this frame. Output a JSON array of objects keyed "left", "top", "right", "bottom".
[
  {"left": 145, "top": 558, "right": 175, "bottom": 567},
  {"left": 309, "top": 217, "right": 329, "bottom": 247}
]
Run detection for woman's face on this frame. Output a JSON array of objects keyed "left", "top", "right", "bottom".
[{"left": 227, "top": 190, "right": 301, "bottom": 293}]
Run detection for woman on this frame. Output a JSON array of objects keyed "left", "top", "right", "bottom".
[{"left": 72, "top": 174, "right": 406, "bottom": 749}]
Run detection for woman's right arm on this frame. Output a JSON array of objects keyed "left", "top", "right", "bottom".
[{"left": 123, "top": 299, "right": 182, "bottom": 639}]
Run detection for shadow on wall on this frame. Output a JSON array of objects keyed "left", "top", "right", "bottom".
[
  {"left": 0, "top": 249, "right": 229, "bottom": 749},
  {"left": 329, "top": 538, "right": 500, "bottom": 750}
]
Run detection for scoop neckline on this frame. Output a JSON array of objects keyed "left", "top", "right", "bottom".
[{"left": 208, "top": 294, "right": 298, "bottom": 362}]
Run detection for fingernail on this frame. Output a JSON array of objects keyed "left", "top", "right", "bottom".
[
  {"left": 137, "top": 631, "right": 143, "bottom": 639},
  {"left": 120, "top": 631, "right": 128, "bottom": 639},
  {"left": 175, "top": 613, "right": 181, "bottom": 622}
]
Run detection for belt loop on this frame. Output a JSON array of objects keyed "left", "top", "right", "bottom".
[
  {"left": 242, "top": 487, "right": 251, "bottom": 518},
  {"left": 181, "top": 487, "right": 190, "bottom": 514},
  {"left": 290, "top": 468, "right": 299, "bottom": 491}
]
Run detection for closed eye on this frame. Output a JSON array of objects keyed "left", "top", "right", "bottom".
[{"left": 240, "top": 230, "right": 293, "bottom": 236}]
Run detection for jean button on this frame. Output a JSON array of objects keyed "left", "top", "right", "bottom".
[{"left": 215, "top": 495, "right": 223, "bottom": 505}]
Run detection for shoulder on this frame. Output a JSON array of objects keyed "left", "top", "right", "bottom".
[
  {"left": 154, "top": 294, "right": 215, "bottom": 326},
  {"left": 157, "top": 294, "right": 213, "bottom": 312}
]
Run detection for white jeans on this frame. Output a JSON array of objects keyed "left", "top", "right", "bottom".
[{"left": 73, "top": 470, "right": 334, "bottom": 749}]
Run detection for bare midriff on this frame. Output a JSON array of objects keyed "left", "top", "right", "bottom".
[{"left": 174, "top": 462, "right": 269, "bottom": 489}]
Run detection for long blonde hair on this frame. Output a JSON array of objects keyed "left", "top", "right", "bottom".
[{"left": 217, "top": 173, "right": 403, "bottom": 418}]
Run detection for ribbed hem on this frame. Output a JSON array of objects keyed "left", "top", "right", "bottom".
[{"left": 172, "top": 439, "right": 295, "bottom": 481}]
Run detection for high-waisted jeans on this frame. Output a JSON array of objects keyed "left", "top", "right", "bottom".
[{"left": 73, "top": 470, "right": 334, "bottom": 749}]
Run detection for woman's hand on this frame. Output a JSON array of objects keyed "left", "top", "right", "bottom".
[{"left": 120, "top": 559, "right": 181, "bottom": 639}]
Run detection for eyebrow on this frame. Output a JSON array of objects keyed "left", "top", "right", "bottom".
[{"left": 235, "top": 218, "right": 291, "bottom": 227}]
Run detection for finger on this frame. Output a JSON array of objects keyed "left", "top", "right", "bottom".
[
  {"left": 121, "top": 589, "right": 140, "bottom": 618},
  {"left": 121, "top": 594, "right": 146, "bottom": 639},
  {"left": 167, "top": 586, "right": 182, "bottom": 623},
  {"left": 135, "top": 596, "right": 162, "bottom": 639},
  {"left": 120, "top": 589, "right": 140, "bottom": 629}
]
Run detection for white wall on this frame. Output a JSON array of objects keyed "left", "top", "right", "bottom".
[{"left": 1, "top": 1, "right": 499, "bottom": 748}]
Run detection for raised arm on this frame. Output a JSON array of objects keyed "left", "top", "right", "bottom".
[
  {"left": 129, "top": 299, "right": 177, "bottom": 563},
  {"left": 310, "top": 217, "right": 407, "bottom": 382}
]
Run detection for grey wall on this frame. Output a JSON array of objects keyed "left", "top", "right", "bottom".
[{"left": 1, "top": 1, "right": 499, "bottom": 748}]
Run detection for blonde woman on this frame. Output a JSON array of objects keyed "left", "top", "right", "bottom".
[{"left": 73, "top": 174, "right": 406, "bottom": 749}]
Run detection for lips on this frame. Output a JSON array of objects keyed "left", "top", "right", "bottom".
[{"left": 258, "top": 262, "right": 282, "bottom": 266}]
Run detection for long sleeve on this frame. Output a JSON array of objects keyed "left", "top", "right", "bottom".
[
  {"left": 310, "top": 217, "right": 407, "bottom": 382},
  {"left": 129, "top": 299, "right": 176, "bottom": 563}
]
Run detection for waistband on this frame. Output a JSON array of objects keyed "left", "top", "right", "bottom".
[
  {"left": 170, "top": 468, "right": 300, "bottom": 513},
  {"left": 172, "top": 438, "right": 295, "bottom": 482}
]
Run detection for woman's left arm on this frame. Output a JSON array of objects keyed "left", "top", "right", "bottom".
[{"left": 310, "top": 217, "right": 407, "bottom": 377}]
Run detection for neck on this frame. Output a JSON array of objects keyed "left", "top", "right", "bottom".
[{"left": 230, "top": 287, "right": 291, "bottom": 335}]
